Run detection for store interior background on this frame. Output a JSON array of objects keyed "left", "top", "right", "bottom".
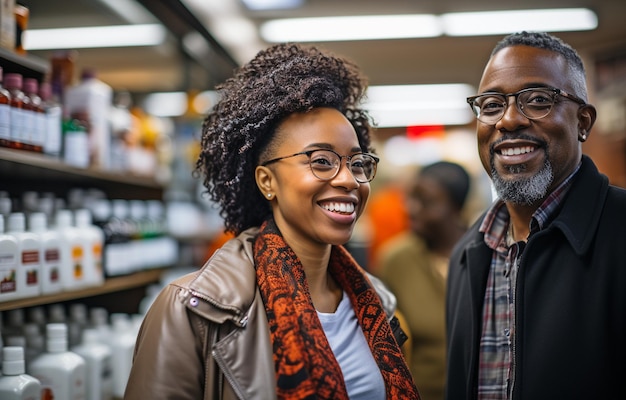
[{"left": 18, "top": 0, "right": 626, "bottom": 270}]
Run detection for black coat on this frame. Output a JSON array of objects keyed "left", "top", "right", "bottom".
[{"left": 446, "top": 156, "right": 626, "bottom": 400}]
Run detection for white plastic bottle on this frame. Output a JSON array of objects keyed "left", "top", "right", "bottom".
[
  {"left": 109, "top": 313, "right": 135, "bottom": 398},
  {"left": 0, "top": 346, "right": 42, "bottom": 400},
  {"left": 23, "top": 323, "right": 45, "bottom": 369},
  {"left": 7, "top": 213, "right": 41, "bottom": 299},
  {"left": 47, "top": 303, "right": 67, "bottom": 324},
  {"left": 74, "top": 209, "right": 104, "bottom": 287},
  {"left": 64, "top": 68, "right": 113, "bottom": 170},
  {"left": 29, "top": 323, "right": 87, "bottom": 400},
  {"left": 72, "top": 328, "right": 113, "bottom": 400},
  {"left": 3, "top": 309, "right": 25, "bottom": 341},
  {"left": 55, "top": 209, "right": 86, "bottom": 290},
  {"left": 68, "top": 303, "right": 89, "bottom": 349},
  {"left": 89, "top": 307, "right": 112, "bottom": 345},
  {"left": 39, "top": 81, "right": 63, "bottom": 158},
  {"left": 28, "top": 212, "right": 63, "bottom": 295},
  {"left": 107, "top": 199, "right": 132, "bottom": 276},
  {"left": 0, "top": 215, "right": 19, "bottom": 301}
]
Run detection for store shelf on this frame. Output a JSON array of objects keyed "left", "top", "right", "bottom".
[
  {"left": 0, "top": 269, "right": 164, "bottom": 311},
  {"left": 0, "top": 47, "right": 49, "bottom": 79},
  {"left": 0, "top": 147, "right": 166, "bottom": 199},
  {"left": 0, "top": 147, "right": 165, "bottom": 188}
]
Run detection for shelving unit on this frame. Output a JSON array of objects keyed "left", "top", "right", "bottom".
[
  {"left": 0, "top": 47, "right": 48, "bottom": 80},
  {"left": 0, "top": 145, "right": 170, "bottom": 313},
  {"left": 0, "top": 50, "right": 171, "bottom": 314}
]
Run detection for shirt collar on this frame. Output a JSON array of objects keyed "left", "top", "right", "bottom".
[{"left": 480, "top": 161, "right": 582, "bottom": 249}]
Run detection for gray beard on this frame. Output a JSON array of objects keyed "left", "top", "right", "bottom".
[{"left": 491, "top": 158, "right": 554, "bottom": 205}]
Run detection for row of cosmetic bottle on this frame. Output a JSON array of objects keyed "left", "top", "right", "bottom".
[
  {"left": 0, "top": 305, "right": 140, "bottom": 399},
  {"left": 0, "top": 208, "right": 104, "bottom": 302}
]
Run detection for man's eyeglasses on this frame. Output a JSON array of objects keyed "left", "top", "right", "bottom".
[
  {"left": 466, "top": 86, "right": 587, "bottom": 125},
  {"left": 261, "top": 149, "right": 379, "bottom": 183}
]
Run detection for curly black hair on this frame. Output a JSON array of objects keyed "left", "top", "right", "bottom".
[{"left": 195, "top": 43, "right": 373, "bottom": 235}]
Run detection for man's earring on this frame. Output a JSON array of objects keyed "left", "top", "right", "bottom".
[{"left": 579, "top": 131, "right": 587, "bottom": 142}]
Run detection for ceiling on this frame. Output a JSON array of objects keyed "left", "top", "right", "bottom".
[{"left": 21, "top": 0, "right": 626, "bottom": 100}]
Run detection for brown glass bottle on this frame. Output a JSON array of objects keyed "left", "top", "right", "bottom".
[
  {"left": 0, "top": 67, "right": 11, "bottom": 148},
  {"left": 23, "top": 78, "right": 44, "bottom": 153},
  {"left": 3, "top": 73, "right": 26, "bottom": 150}
]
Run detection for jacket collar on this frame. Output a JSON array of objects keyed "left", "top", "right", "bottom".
[
  {"left": 184, "top": 227, "right": 260, "bottom": 326},
  {"left": 548, "top": 155, "right": 609, "bottom": 256}
]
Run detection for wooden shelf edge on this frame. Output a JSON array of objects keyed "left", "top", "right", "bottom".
[
  {"left": 0, "top": 269, "right": 164, "bottom": 311},
  {"left": 0, "top": 48, "right": 49, "bottom": 75},
  {"left": 0, "top": 147, "right": 167, "bottom": 189}
]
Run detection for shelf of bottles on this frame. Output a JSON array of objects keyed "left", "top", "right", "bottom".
[
  {"left": 0, "top": 37, "right": 183, "bottom": 317},
  {"left": 0, "top": 269, "right": 162, "bottom": 312}
]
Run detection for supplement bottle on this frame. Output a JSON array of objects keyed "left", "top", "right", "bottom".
[
  {"left": 29, "top": 323, "right": 86, "bottom": 400},
  {"left": 0, "top": 346, "right": 42, "bottom": 400}
]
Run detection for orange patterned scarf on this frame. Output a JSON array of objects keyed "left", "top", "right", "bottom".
[{"left": 254, "top": 218, "right": 420, "bottom": 399}]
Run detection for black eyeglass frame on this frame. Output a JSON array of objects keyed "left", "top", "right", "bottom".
[
  {"left": 466, "top": 86, "right": 587, "bottom": 125},
  {"left": 261, "top": 149, "right": 380, "bottom": 183}
]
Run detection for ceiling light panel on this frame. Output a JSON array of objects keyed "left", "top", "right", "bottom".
[
  {"left": 261, "top": 14, "right": 441, "bottom": 42},
  {"left": 442, "top": 8, "right": 598, "bottom": 36},
  {"left": 260, "top": 8, "right": 597, "bottom": 43},
  {"left": 24, "top": 24, "right": 166, "bottom": 50}
]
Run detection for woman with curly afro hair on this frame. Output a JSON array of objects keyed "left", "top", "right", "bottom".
[{"left": 125, "top": 43, "right": 420, "bottom": 400}]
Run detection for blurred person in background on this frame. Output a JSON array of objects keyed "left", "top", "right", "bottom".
[
  {"left": 376, "top": 160, "right": 471, "bottom": 400},
  {"left": 125, "top": 42, "right": 419, "bottom": 400},
  {"left": 364, "top": 181, "right": 410, "bottom": 273},
  {"left": 446, "top": 31, "right": 626, "bottom": 400}
]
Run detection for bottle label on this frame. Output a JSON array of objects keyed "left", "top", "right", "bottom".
[
  {"left": 0, "top": 252, "right": 17, "bottom": 293},
  {"left": 22, "top": 249, "right": 40, "bottom": 285},
  {"left": 45, "top": 106, "right": 62, "bottom": 155},
  {"left": 22, "top": 108, "right": 35, "bottom": 145},
  {"left": 64, "top": 130, "right": 90, "bottom": 168},
  {"left": 72, "top": 245, "right": 84, "bottom": 279},
  {"left": 35, "top": 111, "right": 46, "bottom": 147},
  {"left": 9, "top": 107, "right": 23, "bottom": 142},
  {"left": 45, "top": 248, "right": 61, "bottom": 283},
  {"left": 0, "top": 103, "right": 10, "bottom": 139}
]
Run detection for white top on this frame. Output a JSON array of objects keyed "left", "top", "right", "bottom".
[{"left": 317, "top": 292, "right": 386, "bottom": 400}]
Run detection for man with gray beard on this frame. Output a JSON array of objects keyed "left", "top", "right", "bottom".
[
  {"left": 445, "top": 31, "right": 626, "bottom": 400},
  {"left": 490, "top": 145, "right": 553, "bottom": 206}
]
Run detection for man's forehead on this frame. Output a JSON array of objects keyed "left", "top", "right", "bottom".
[{"left": 479, "top": 46, "right": 569, "bottom": 91}]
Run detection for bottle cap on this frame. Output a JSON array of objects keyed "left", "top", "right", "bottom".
[
  {"left": 29, "top": 212, "right": 47, "bottom": 231},
  {"left": 8, "top": 212, "right": 25, "bottom": 232},
  {"left": 39, "top": 81, "right": 51, "bottom": 100},
  {"left": 75, "top": 208, "right": 92, "bottom": 227},
  {"left": 2, "top": 346, "right": 25, "bottom": 375},
  {"left": 55, "top": 209, "right": 73, "bottom": 228},
  {"left": 24, "top": 78, "right": 38, "bottom": 94},
  {"left": 46, "top": 323, "right": 68, "bottom": 352},
  {"left": 4, "top": 73, "right": 23, "bottom": 89}
]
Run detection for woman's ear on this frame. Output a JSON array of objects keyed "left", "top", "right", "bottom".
[
  {"left": 255, "top": 165, "right": 274, "bottom": 200},
  {"left": 578, "top": 104, "right": 597, "bottom": 142}
]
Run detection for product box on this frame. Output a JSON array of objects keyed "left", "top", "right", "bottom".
[{"left": 0, "top": 0, "right": 15, "bottom": 51}]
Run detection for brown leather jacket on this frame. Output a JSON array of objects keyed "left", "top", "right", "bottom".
[{"left": 124, "top": 227, "right": 402, "bottom": 400}]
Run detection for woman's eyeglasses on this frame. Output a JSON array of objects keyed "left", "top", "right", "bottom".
[
  {"left": 262, "top": 149, "right": 379, "bottom": 183},
  {"left": 466, "top": 86, "right": 586, "bottom": 125}
]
